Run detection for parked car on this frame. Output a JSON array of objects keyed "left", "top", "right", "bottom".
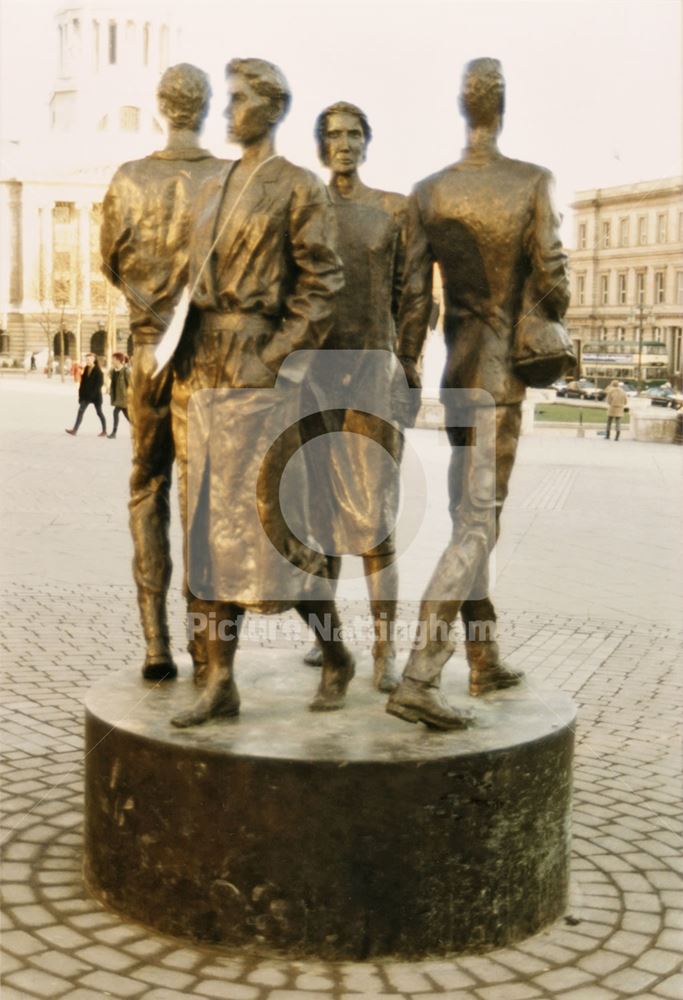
[
  {"left": 646, "top": 386, "right": 683, "bottom": 409},
  {"left": 555, "top": 379, "right": 606, "bottom": 401},
  {"left": 619, "top": 381, "right": 638, "bottom": 397}
]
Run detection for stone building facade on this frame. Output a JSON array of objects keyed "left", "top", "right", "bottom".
[
  {"left": 0, "top": 5, "right": 179, "bottom": 365},
  {"left": 565, "top": 176, "right": 683, "bottom": 387}
]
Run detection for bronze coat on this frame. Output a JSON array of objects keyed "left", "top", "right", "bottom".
[
  {"left": 398, "top": 149, "right": 570, "bottom": 406},
  {"left": 100, "top": 148, "right": 227, "bottom": 344},
  {"left": 308, "top": 185, "right": 407, "bottom": 556},
  {"left": 172, "top": 157, "right": 344, "bottom": 611}
]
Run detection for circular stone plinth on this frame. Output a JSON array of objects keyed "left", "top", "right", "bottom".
[{"left": 84, "top": 650, "right": 576, "bottom": 960}]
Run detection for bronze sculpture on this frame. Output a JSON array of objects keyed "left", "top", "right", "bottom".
[
  {"left": 101, "top": 64, "right": 225, "bottom": 681},
  {"left": 169, "top": 59, "right": 354, "bottom": 728},
  {"left": 387, "top": 58, "right": 570, "bottom": 729},
  {"left": 302, "top": 102, "right": 406, "bottom": 694}
]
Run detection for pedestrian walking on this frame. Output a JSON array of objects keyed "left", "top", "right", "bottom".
[
  {"left": 65, "top": 353, "right": 107, "bottom": 436},
  {"left": 606, "top": 380, "right": 628, "bottom": 441},
  {"left": 107, "top": 353, "right": 131, "bottom": 439}
]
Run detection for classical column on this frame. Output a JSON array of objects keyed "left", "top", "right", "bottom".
[
  {"left": 39, "top": 202, "right": 53, "bottom": 308},
  {"left": 76, "top": 201, "right": 91, "bottom": 313},
  {"left": 21, "top": 187, "right": 42, "bottom": 311}
]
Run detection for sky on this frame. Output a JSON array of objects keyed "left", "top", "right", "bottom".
[{"left": 0, "top": 0, "right": 681, "bottom": 232}]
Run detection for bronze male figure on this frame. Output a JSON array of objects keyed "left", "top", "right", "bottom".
[
  {"left": 170, "top": 59, "right": 354, "bottom": 728},
  {"left": 387, "top": 58, "right": 570, "bottom": 729},
  {"left": 101, "top": 64, "right": 225, "bottom": 681},
  {"left": 303, "top": 102, "right": 406, "bottom": 693}
]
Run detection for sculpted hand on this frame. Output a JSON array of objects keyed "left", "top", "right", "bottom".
[
  {"left": 400, "top": 356, "right": 422, "bottom": 390},
  {"left": 394, "top": 356, "right": 422, "bottom": 428}
]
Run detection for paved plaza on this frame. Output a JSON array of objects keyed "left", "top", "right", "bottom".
[{"left": 1, "top": 374, "right": 682, "bottom": 999}]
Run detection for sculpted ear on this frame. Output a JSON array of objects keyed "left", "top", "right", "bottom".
[{"left": 268, "top": 95, "right": 287, "bottom": 126}]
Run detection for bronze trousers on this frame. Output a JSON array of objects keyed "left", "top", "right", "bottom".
[
  {"left": 404, "top": 402, "right": 522, "bottom": 684},
  {"left": 128, "top": 344, "right": 175, "bottom": 655}
]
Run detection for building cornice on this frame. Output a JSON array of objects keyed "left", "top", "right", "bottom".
[{"left": 571, "top": 177, "right": 683, "bottom": 210}]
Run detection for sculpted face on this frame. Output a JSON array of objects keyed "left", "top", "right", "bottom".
[
  {"left": 226, "top": 74, "right": 274, "bottom": 146},
  {"left": 323, "top": 111, "right": 366, "bottom": 174}
]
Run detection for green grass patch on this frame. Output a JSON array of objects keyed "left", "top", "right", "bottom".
[{"left": 534, "top": 403, "right": 630, "bottom": 425}]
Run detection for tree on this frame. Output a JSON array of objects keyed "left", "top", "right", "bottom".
[{"left": 37, "top": 278, "right": 69, "bottom": 381}]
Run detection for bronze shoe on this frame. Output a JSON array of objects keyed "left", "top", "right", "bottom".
[
  {"left": 386, "top": 677, "right": 474, "bottom": 730},
  {"left": 469, "top": 662, "right": 524, "bottom": 696},
  {"left": 142, "top": 655, "right": 178, "bottom": 681},
  {"left": 372, "top": 644, "right": 400, "bottom": 693},
  {"left": 171, "top": 677, "right": 240, "bottom": 728},
  {"left": 309, "top": 652, "right": 355, "bottom": 711}
]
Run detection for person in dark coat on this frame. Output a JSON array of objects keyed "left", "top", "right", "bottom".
[
  {"left": 107, "top": 352, "right": 131, "bottom": 439},
  {"left": 65, "top": 353, "right": 107, "bottom": 436}
]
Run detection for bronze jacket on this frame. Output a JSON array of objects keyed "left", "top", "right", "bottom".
[
  {"left": 100, "top": 148, "right": 226, "bottom": 344},
  {"left": 187, "top": 156, "right": 343, "bottom": 379},
  {"left": 323, "top": 185, "right": 406, "bottom": 352},
  {"left": 398, "top": 149, "right": 570, "bottom": 405}
]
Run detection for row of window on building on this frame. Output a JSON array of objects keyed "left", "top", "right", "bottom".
[
  {"left": 577, "top": 210, "right": 683, "bottom": 250},
  {"left": 0, "top": 330, "right": 134, "bottom": 358},
  {"left": 59, "top": 17, "right": 170, "bottom": 76},
  {"left": 574, "top": 269, "right": 683, "bottom": 307},
  {"left": 585, "top": 328, "right": 669, "bottom": 343}
]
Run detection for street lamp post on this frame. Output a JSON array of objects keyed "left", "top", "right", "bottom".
[{"left": 630, "top": 303, "right": 653, "bottom": 391}]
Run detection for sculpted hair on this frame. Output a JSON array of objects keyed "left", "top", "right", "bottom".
[
  {"left": 314, "top": 101, "right": 372, "bottom": 164},
  {"left": 226, "top": 58, "right": 292, "bottom": 122},
  {"left": 157, "top": 63, "right": 212, "bottom": 131},
  {"left": 459, "top": 57, "right": 505, "bottom": 128}
]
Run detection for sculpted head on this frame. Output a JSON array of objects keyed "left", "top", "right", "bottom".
[
  {"left": 225, "top": 58, "right": 291, "bottom": 145},
  {"left": 315, "top": 102, "right": 372, "bottom": 172},
  {"left": 157, "top": 63, "right": 212, "bottom": 132},
  {"left": 459, "top": 58, "right": 505, "bottom": 130}
]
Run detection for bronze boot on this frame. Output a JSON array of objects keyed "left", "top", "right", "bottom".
[
  {"left": 139, "top": 591, "right": 177, "bottom": 681},
  {"left": 171, "top": 668, "right": 240, "bottom": 728},
  {"left": 187, "top": 597, "right": 209, "bottom": 687},
  {"left": 310, "top": 648, "right": 355, "bottom": 711},
  {"left": 466, "top": 640, "right": 523, "bottom": 696},
  {"left": 386, "top": 677, "right": 474, "bottom": 730},
  {"left": 372, "top": 640, "right": 400, "bottom": 693}
]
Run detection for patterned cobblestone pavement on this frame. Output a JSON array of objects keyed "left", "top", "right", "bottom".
[
  {"left": 1, "top": 585, "right": 681, "bottom": 999},
  {"left": 1, "top": 381, "right": 682, "bottom": 996}
]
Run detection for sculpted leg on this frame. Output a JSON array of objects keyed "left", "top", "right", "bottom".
[
  {"left": 386, "top": 581, "right": 475, "bottom": 730},
  {"left": 363, "top": 551, "right": 399, "bottom": 693},
  {"left": 171, "top": 364, "right": 209, "bottom": 686},
  {"left": 303, "top": 557, "right": 341, "bottom": 667},
  {"left": 459, "top": 405, "right": 524, "bottom": 696},
  {"left": 129, "top": 349, "right": 177, "bottom": 681},
  {"left": 296, "top": 602, "right": 355, "bottom": 711},
  {"left": 461, "top": 597, "right": 523, "bottom": 696},
  {"left": 171, "top": 603, "right": 242, "bottom": 728},
  {"left": 387, "top": 423, "right": 490, "bottom": 729}
]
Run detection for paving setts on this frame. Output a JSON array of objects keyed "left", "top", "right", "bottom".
[{"left": 1, "top": 376, "right": 682, "bottom": 997}]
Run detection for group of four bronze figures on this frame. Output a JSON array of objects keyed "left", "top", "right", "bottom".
[{"left": 100, "top": 55, "right": 570, "bottom": 731}]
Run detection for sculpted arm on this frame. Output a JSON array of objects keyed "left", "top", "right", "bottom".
[
  {"left": 261, "top": 177, "right": 344, "bottom": 376},
  {"left": 526, "top": 170, "right": 570, "bottom": 320},
  {"left": 397, "top": 190, "right": 434, "bottom": 384},
  {"left": 100, "top": 168, "right": 131, "bottom": 291}
]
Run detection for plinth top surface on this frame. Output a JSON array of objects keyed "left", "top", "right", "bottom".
[{"left": 86, "top": 649, "right": 576, "bottom": 764}]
